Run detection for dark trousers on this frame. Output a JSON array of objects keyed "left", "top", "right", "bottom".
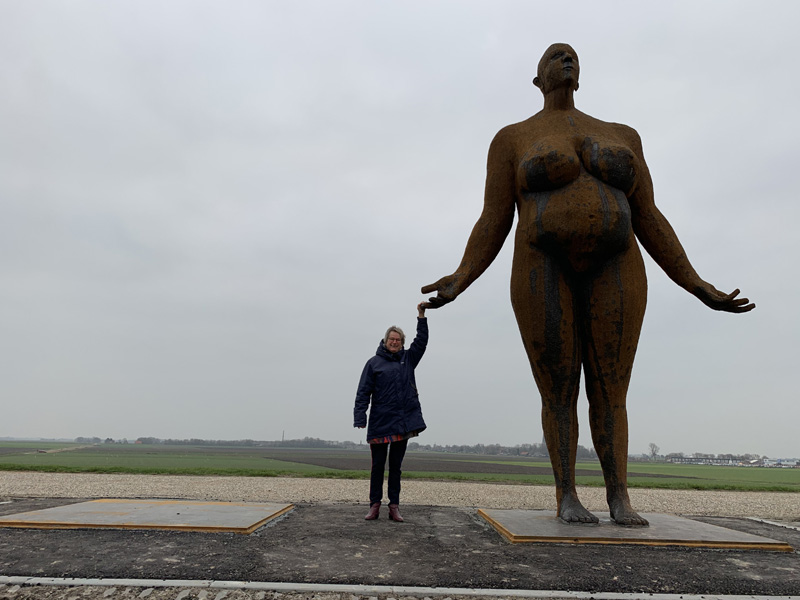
[{"left": 369, "top": 439, "right": 408, "bottom": 505}]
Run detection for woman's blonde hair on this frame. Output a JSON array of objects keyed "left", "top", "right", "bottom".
[{"left": 384, "top": 326, "right": 405, "bottom": 345}]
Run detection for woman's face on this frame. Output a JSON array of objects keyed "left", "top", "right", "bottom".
[
  {"left": 536, "top": 44, "right": 579, "bottom": 93},
  {"left": 385, "top": 332, "right": 403, "bottom": 353}
]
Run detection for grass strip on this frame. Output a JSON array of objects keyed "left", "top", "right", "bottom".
[{"left": 2, "top": 463, "right": 797, "bottom": 492}]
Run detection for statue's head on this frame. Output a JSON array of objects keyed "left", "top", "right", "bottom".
[{"left": 533, "top": 43, "right": 580, "bottom": 94}]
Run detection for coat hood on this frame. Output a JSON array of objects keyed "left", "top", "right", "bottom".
[{"left": 376, "top": 340, "right": 404, "bottom": 362}]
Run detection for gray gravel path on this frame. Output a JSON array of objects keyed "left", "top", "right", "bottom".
[{"left": 0, "top": 472, "right": 798, "bottom": 520}]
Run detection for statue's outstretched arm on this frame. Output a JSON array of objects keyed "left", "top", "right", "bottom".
[
  {"left": 421, "top": 129, "right": 516, "bottom": 309},
  {"left": 627, "top": 128, "right": 755, "bottom": 313}
]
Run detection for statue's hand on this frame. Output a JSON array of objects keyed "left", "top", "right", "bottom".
[
  {"left": 421, "top": 274, "right": 462, "bottom": 309},
  {"left": 694, "top": 283, "right": 755, "bottom": 313}
]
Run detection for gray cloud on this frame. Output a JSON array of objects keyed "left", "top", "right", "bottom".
[{"left": 1, "top": 0, "right": 798, "bottom": 458}]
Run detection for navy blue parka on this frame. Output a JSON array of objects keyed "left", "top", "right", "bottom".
[{"left": 354, "top": 318, "right": 428, "bottom": 440}]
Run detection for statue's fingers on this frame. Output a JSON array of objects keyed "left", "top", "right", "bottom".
[
  {"left": 426, "top": 297, "right": 442, "bottom": 307},
  {"left": 722, "top": 296, "right": 754, "bottom": 312},
  {"left": 426, "top": 295, "right": 449, "bottom": 308},
  {"left": 421, "top": 282, "right": 438, "bottom": 294}
]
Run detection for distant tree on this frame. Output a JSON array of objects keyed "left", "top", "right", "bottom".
[
  {"left": 693, "top": 452, "right": 714, "bottom": 459},
  {"left": 532, "top": 442, "right": 549, "bottom": 457},
  {"left": 486, "top": 444, "right": 502, "bottom": 455},
  {"left": 648, "top": 443, "right": 660, "bottom": 460},
  {"left": 75, "top": 437, "right": 102, "bottom": 444}
]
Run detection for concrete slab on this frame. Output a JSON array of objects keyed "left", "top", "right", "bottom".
[
  {"left": 0, "top": 499, "right": 293, "bottom": 534},
  {"left": 478, "top": 509, "right": 794, "bottom": 551}
]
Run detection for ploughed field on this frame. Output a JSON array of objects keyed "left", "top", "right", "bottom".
[{"left": 252, "top": 448, "right": 678, "bottom": 478}]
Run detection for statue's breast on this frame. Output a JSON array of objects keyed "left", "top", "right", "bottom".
[
  {"left": 518, "top": 135, "right": 640, "bottom": 197},
  {"left": 518, "top": 140, "right": 581, "bottom": 192},
  {"left": 579, "top": 137, "right": 639, "bottom": 195}
]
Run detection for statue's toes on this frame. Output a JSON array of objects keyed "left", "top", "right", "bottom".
[
  {"left": 612, "top": 511, "right": 649, "bottom": 527},
  {"left": 559, "top": 504, "right": 599, "bottom": 524}
]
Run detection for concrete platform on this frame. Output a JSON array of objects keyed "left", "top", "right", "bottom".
[
  {"left": 478, "top": 509, "right": 794, "bottom": 551},
  {"left": 0, "top": 499, "right": 293, "bottom": 534}
]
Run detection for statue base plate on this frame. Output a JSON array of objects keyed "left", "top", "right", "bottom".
[
  {"left": 478, "top": 509, "right": 793, "bottom": 551},
  {"left": 0, "top": 499, "right": 293, "bottom": 535}
]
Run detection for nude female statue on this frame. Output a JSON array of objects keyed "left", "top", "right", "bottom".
[{"left": 421, "top": 44, "right": 754, "bottom": 526}]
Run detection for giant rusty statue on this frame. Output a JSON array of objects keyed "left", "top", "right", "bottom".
[{"left": 421, "top": 44, "right": 754, "bottom": 527}]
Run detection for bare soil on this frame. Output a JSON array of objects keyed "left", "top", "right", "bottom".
[
  {"left": 255, "top": 449, "right": 688, "bottom": 478},
  {"left": 0, "top": 448, "right": 41, "bottom": 456},
  {"left": 0, "top": 497, "right": 797, "bottom": 595}
]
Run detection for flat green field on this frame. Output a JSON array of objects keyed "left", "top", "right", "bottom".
[
  {"left": 0, "top": 442, "right": 336, "bottom": 477},
  {"left": 0, "top": 442, "right": 797, "bottom": 492}
]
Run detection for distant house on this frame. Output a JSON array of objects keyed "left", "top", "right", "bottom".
[
  {"left": 763, "top": 458, "right": 800, "bottom": 468},
  {"left": 668, "top": 456, "right": 738, "bottom": 466},
  {"left": 667, "top": 456, "right": 800, "bottom": 468}
]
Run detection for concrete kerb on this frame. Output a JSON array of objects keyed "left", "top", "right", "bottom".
[{"left": 1, "top": 577, "right": 799, "bottom": 600}]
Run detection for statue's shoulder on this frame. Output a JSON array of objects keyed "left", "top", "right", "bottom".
[
  {"left": 490, "top": 116, "right": 543, "bottom": 153},
  {"left": 494, "top": 121, "right": 525, "bottom": 140},
  {"left": 605, "top": 120, "right": 642, "bottom": 144},
  {"left": 487, "top": 123, "right": 523, "bottom": 159},
  {"left": 504, "top": 112, "right": 546, "bottom": 132}
]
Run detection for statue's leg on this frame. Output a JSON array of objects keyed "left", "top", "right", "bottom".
[
  {"left": 511, "top": 249, "right": 596, "bottom": 523},
  {"left": 579, "top": 246, "right": 648, "bottom": 526}
]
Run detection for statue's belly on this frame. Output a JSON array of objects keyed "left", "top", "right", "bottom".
[{"left": 516, "top": 175, "right": 633, "bottom": 272}]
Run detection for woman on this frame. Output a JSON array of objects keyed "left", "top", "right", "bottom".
[
  {"left": 354, "top": 302, "right": 428, "bottom": 522},
  {"left": 421, "top": 44, "right": 753, "bottom": 526}
]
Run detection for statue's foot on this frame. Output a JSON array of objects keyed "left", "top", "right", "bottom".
[
  {"left": 609, "top": 497, "right": 649, "bottom": 527},
  {"left": 558, "top": 495, "right": 599, "bottom": 524}
]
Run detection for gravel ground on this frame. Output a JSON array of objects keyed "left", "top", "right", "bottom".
[
  {"left": 0, "top": 472, "right": 800, "bottom": 521},
  {"left": 0, "top": 472, "right": 798, "bottom": 520}
]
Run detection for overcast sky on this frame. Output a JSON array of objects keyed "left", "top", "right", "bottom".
[{"left": 2, "top": 1, "right": 798, "bottom": 458}]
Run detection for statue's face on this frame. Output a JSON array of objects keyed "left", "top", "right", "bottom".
[
  {"left": 385, "top": 332, "right": 403, "bottom": 353},
  {"left": 536, "top": 44, "right": 579, "bottom": 93}
]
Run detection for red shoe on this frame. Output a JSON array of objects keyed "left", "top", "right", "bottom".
[
  {"left": 388, "top": 504, "right": 404, "bottom": 522},
  {"left": 365, "top": 503, "right": 380, "bottom": 520}
]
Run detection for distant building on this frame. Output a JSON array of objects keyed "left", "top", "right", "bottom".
[
  {"left": 763, "top": 458, "right": 800, "bottom": 468},
  {"left": 667, "top": 456, "right": 800, "bottom": 467},
  {"left": 668, "top": 456, "right": 739, "bottom": 466}
]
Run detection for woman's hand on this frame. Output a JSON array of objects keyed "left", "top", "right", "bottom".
[
  {"left": 417, "top": 302, "right": 426, "bottom": 318},
  {"left": 421, "top": 274, "right": 463, "bottom": 309},
  {"left": 694, "top": 283, "right": 755, "bottom": 313}
]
